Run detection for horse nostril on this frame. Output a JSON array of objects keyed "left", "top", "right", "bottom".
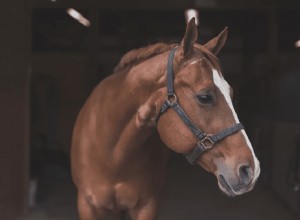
[{"left": 238, "top": 165, "right": 252, "bottom": 185}]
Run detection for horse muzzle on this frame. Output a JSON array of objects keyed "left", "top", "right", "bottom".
[{"left": 216, "top": 163, "right": 260, "bottom": 197}]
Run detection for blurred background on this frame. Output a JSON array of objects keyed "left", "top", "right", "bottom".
[{"left": 0, "top": 0, "right": 300, "bottom": 219}]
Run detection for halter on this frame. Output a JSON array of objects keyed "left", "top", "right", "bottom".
[{"left": 156, "top": 47, "right": 244, "bottom": 165}]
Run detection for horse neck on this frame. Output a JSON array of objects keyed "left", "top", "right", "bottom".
[
  {"left": 110, "top": 52, "right": 168, "bottom": 161},
  {"left": 118, "top": 50, "right": 169, "bottom": 111}
]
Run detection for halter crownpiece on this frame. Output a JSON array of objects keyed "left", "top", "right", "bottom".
[{"left": 156, "top": 47, "right": 244, "bottom": 165}]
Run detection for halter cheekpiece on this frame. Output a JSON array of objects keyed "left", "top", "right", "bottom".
[{"left": 156, "top": 47, "right": 244, "bottom": 165}]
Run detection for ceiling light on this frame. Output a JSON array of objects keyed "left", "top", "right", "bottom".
[
  {"left": 185, "top": 9, "right": 199, "bottom": 26},
  {"left": 66, "top": 8, "right": 91, "bottom": 27}
]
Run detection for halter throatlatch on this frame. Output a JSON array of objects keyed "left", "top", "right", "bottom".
[{"left": 156, "top": 47, "right": 244, "bottom": 165}]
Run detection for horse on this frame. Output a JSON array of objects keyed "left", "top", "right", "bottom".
[{"left": 71, "top": 18, "right": 260, "bottom": 220}]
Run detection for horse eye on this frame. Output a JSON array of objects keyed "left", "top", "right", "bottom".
[{"left": 196, "top": 94, "right": 214, "bottom": 105}]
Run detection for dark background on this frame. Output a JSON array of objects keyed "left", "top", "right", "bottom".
[{"left": 1, "top": 0, "right": 300, "bottom": 219}]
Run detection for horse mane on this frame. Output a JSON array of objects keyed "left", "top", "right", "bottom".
[
  {"left": 113, "top": 42, "right": 222, "bottom": 73},
  {"left": 113, "top": 43, "right": 177, "bottom": 73}
]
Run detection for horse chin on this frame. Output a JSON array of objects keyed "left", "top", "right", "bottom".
[
  {"left": 217, "top": 175, "right": 255, "bottom": 197},
  {"left": 217, "top": 175, "right": 238, "bottom": 197}
]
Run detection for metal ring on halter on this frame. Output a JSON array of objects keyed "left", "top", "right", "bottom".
[
  {"left": 198, "top": 134, "right": 214, "bottom": 150},
  {"left": 166, "top": 94, "right": 177, "bottom": 104}
]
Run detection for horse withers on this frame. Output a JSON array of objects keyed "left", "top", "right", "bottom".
[{"left": 71, "top": 18, "right": 260, "bottom": 220}]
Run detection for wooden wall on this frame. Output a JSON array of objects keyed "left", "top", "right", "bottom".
[
  {"left": 0, "top": 1, "right": 31, "bottom": 219},
  {"left": 31, "top": 52, "right": 92, "bottom": 153}
]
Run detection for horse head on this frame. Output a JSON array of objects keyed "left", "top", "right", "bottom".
[{"left": 156, "top": 18, "right": 260, "bottom": 197}]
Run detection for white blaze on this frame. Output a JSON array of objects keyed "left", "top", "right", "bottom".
[{"left": 212, "top": 69, "right": 260, "bottom": 181}]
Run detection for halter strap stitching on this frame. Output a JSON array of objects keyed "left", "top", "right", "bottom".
[{"left": 166, "top": 47, "right": 177, "bottom": 96}]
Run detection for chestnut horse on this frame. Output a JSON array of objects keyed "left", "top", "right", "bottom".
[{"left": 71, "top": 18, "right": 260, "bottom": 220}]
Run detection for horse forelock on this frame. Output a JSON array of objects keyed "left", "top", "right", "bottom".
[{"left": 194, "top": 43, "right": 222, "bottom": 74}]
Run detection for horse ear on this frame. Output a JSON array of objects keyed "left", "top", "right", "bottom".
[
  {"left": 181, "top": 17, "right": 198, "bottom": 56},
  {"left": 204, "top": 27, "right": 228, "bottom": 55}
]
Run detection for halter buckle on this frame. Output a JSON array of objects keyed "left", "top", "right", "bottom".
[{"left": 198, "top": 134, "right": 214, "bottom": 150}]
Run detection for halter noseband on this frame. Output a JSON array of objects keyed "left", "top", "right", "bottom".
[{"left": 156, "top": 47, "right": 244, "bottom": 165}]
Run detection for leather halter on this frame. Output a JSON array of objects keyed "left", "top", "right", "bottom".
[{"left": 156, "top": 47, "right": 244, "bottom": 165}]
